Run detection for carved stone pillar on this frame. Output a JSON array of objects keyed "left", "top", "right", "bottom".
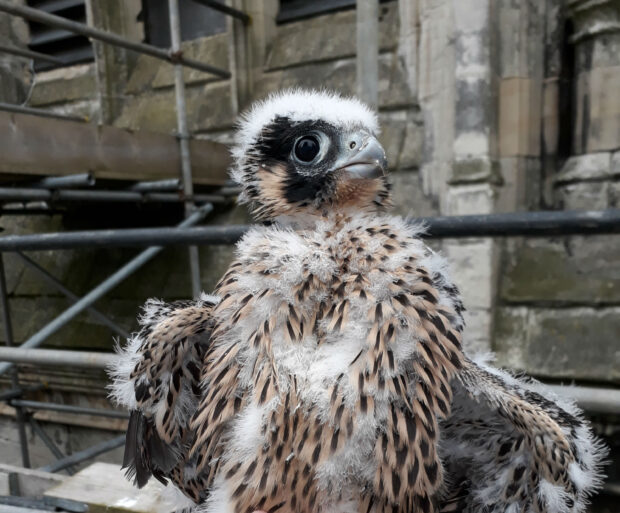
[
  {"left": 567, "top": 0, "right": 620, "bottom": 155},
  {"left": 555, "top": 0, "right": 620, "bottom": 208}
]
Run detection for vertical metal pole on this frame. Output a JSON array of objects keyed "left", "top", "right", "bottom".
[
  {"left": 0, "top": 255, "right": 31, "bottom": 467},
  {"left": 356, "top": 0, "right": 379, "bottom": 107},
  {"left": 168, "top": 0, "right": 202, "bottom": 298}
]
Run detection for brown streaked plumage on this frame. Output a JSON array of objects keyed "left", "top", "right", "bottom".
[{"left": 110, "top": 90, "right": 605, "bottom": 513}]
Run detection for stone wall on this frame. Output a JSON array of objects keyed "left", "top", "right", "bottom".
[{"left": 0, "top": 0, "right": 618, "bottom": 477}]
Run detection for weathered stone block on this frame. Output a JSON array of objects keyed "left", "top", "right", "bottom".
[
  {"left": 575, "top": 32, "right": 620, "bottom": 73},
  {"left": 255, "top": 53, "right": 414, "bottom": 110},
  {"left": 554, "top": 152, "right": 612, "bottom": 183},
  {"left": 124, "top": 55, "right": 160, "bottom": 94},
  {"left": 496, "top": 157, "right": 541, "bottom": 212},
  {"left": 610, "top": 180, "right": 620, "bottom": 207},
  {"left": 152, "top": 35, "right": 230, "bottom": 90},
  {"left": 389, "top": 171, "right": 439, "bottom": 218},
  {"left": 497, "top": 0, "right": 545, "bottom": 78},
  {"left": 266, "top": 3, "right": 398, "bottom": 70},
  {"left": 449, "top": 156, "right": 502, "bottom": 185},
  {"left": 542, "top": 79, "right": 559, "bottom": 156},
  {"left": 125, "top": 35, "right": 229, "bottom": 94},
  {"left": 442, "top": 238, "right": 497, "bottom": 309},
  {"left": 115, "top": 82, "right": 234, "bottom": 133},
  {"left": 378, "top": 108, "right": 423, "bottom": 171},
  {"left": 501, "top": 235, "right": 620, "bottom": 305},
  {"left": 499, "top": 77, "right": 541, "bottom": 157},
  {"left": 444, "top": 183, "right": 497, "bottom": 215},
  {"left": 574, "top": 66, "right": 620, "bottom": 154},
  {"left": 494, "top": 306, "right": 620, "bottom": 382},
  {"left": 462, "top": 307, "right": 493, "bottom": 353},
  {"left": 30, "top": 64, "right": 97, "bottom": 106},
  {"left": 556, "top": 181, "right": 610, "bottom": 210},
  {"left": 612, "top": 149, "right": 620, "bottom": 174}
]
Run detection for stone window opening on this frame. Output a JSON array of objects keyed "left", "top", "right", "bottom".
[
  {"left": 141, "top": 0, "right": 227, "bottom": 48},
  {"left": 277, "top": 0, "right": 394, "bottom": 24},
  {"left": 26, "top": 0, "right": 94, "bottom": 72}
]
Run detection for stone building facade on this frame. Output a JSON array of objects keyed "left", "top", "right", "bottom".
[{"left": 0, "top": 0, "right": 618, "bottom": 492}]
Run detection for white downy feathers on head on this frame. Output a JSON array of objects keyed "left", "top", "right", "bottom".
[{"left": 230, "top": 89, "right": 379, "bottom": 193}]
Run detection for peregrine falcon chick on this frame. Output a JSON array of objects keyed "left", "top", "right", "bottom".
[{"left": 110, "top": 89, "right": 606, "bottom": 513}]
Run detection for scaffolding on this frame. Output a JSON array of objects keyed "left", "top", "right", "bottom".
[{"left": 0, "top": 0, "right": 618, "bottom": 499}]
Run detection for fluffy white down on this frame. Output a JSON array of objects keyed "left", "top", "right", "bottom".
[{"left": 230, "top": 89, "right": 379, "bottom": 187}]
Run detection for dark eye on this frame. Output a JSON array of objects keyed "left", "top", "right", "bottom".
[{"left": 294, "top": 136, "right": 320, "bottom": 163}]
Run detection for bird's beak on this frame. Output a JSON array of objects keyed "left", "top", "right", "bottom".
[{"left": 331, "top": 132, "right": 388, "bottom": 179}]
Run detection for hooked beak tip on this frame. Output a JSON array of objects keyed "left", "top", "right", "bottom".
[{"left": 333, "top": 136, "right": 388, "bottom": 179}]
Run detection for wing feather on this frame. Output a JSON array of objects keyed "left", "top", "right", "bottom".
[
  {"left": 108, "top": 293, "right": 219, "bottom": 497},
  {"left": 440, "top": 356, "right": 607, "bottom": 513}
]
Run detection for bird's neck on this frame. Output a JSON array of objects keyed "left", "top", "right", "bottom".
[{"left": 274, "top": 208, "right": 378, "bottom": 232}]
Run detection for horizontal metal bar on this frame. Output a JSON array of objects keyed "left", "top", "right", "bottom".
[
  {"left": 129, "top": 178, "right": 181, "bottom": 192},
  {"left": 11, "top": 399, "right": 127, "bottom": 419},
  {"left": 0, "top": 187, "right": 227, "bottom": 204},
  {"left": 29, "top": 173, "right": 95, "bottom": 189},
  {"left": 39, "top": 435, "right": 125, "bottom": 473},
  {"left": 0, "top": 224, "right": 248, "bottom": 251},
  {"left": 15, "top": 252, "right": 129, "bottom": 339},
  {"left": 420, "top": 209, "right": 620, "bottom": 238},
  {"left": 0, "top": 43, "right": 63, "bottom": 64},
  {"left": 0, "top": 102, "right": 87, "bottom": 122},
  {"left": 547, "top": 384, "right": 620, "bottom": 415},
  {"left": 0, "top": 346, "right": 119, "bottom": 369},
  {"left": 190, "top": 0, "right": 250, "bottom": 22},
  {"left": 0, "top": 0, "right": 231, "bottom": 78},
  {"left": 142, "top": 192, "right": 227, "bottom": 204},
  {"left": 218, "top": 185, "right": 242, "bottom": 196},
  {"left": 0, "top": 209, "right": 619, "bottom": 252}
]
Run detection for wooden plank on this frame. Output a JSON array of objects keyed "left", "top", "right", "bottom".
[
  {"left": 0, "top": 463, "right": 66, "bottom": 497},
  {"left": 0, "top": 111, "right": 231, "bottom": 185},
  {"left": 44, "top": 462, "right": 193, "bottom": 513}
]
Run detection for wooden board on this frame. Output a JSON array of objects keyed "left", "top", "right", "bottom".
[
  {"left": 44, "top": 462, "right": 193, "bottom": 513},
  {"left": 0, "top": 111, "right": 231, "bottom": 185}
]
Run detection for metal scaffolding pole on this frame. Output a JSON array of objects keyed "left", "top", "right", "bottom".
[
  {"left": 0, "top": 187, "right": 226, "bottom": 204},
  {"left": 15, "top": 252, "right": 129, "bottom": 339},
  {"left": 39, "top": 435, "right": 125, "bottom": 473},
  {"left": 0, "top": 43, "right": 63, "bottom": 64},
  {"left": 0, "top": 210, "right": 618, "bottom": 252},
  {"left": 0, "top": 102, "right": 87, "bottom": 122},
  {"left": 129, "top": 178, "right": 181, "bottom": 192},
  {"left": 0, "top": 203, "right": 213, "bottom": 378},
  {"left": 0, "top": 347, "right": 120, "bottom": 369},
  {"left": 547, "top": 385, "right": 620, "bottom": 415},
  {"left": 11, "top": 400, "right": 127, "bottom": 420},
  {"left": 356, "top": 0, "right": 379, "bottom": 107},
  {"left": 169, "top": 0, "right": 202, "bottom": 298},
  {"left": 0, "top": 256, "right": 30, "bottom": 467},
  {"left": 0, "top": 0, "right": 231, "bottom": 78},
  {"left": 29, "top": 173, "right": 95, "bottom": 189}
]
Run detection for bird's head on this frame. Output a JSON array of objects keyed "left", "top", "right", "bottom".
[{"left": 230, "top": 89, "right": 390, "bottom": 224}]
